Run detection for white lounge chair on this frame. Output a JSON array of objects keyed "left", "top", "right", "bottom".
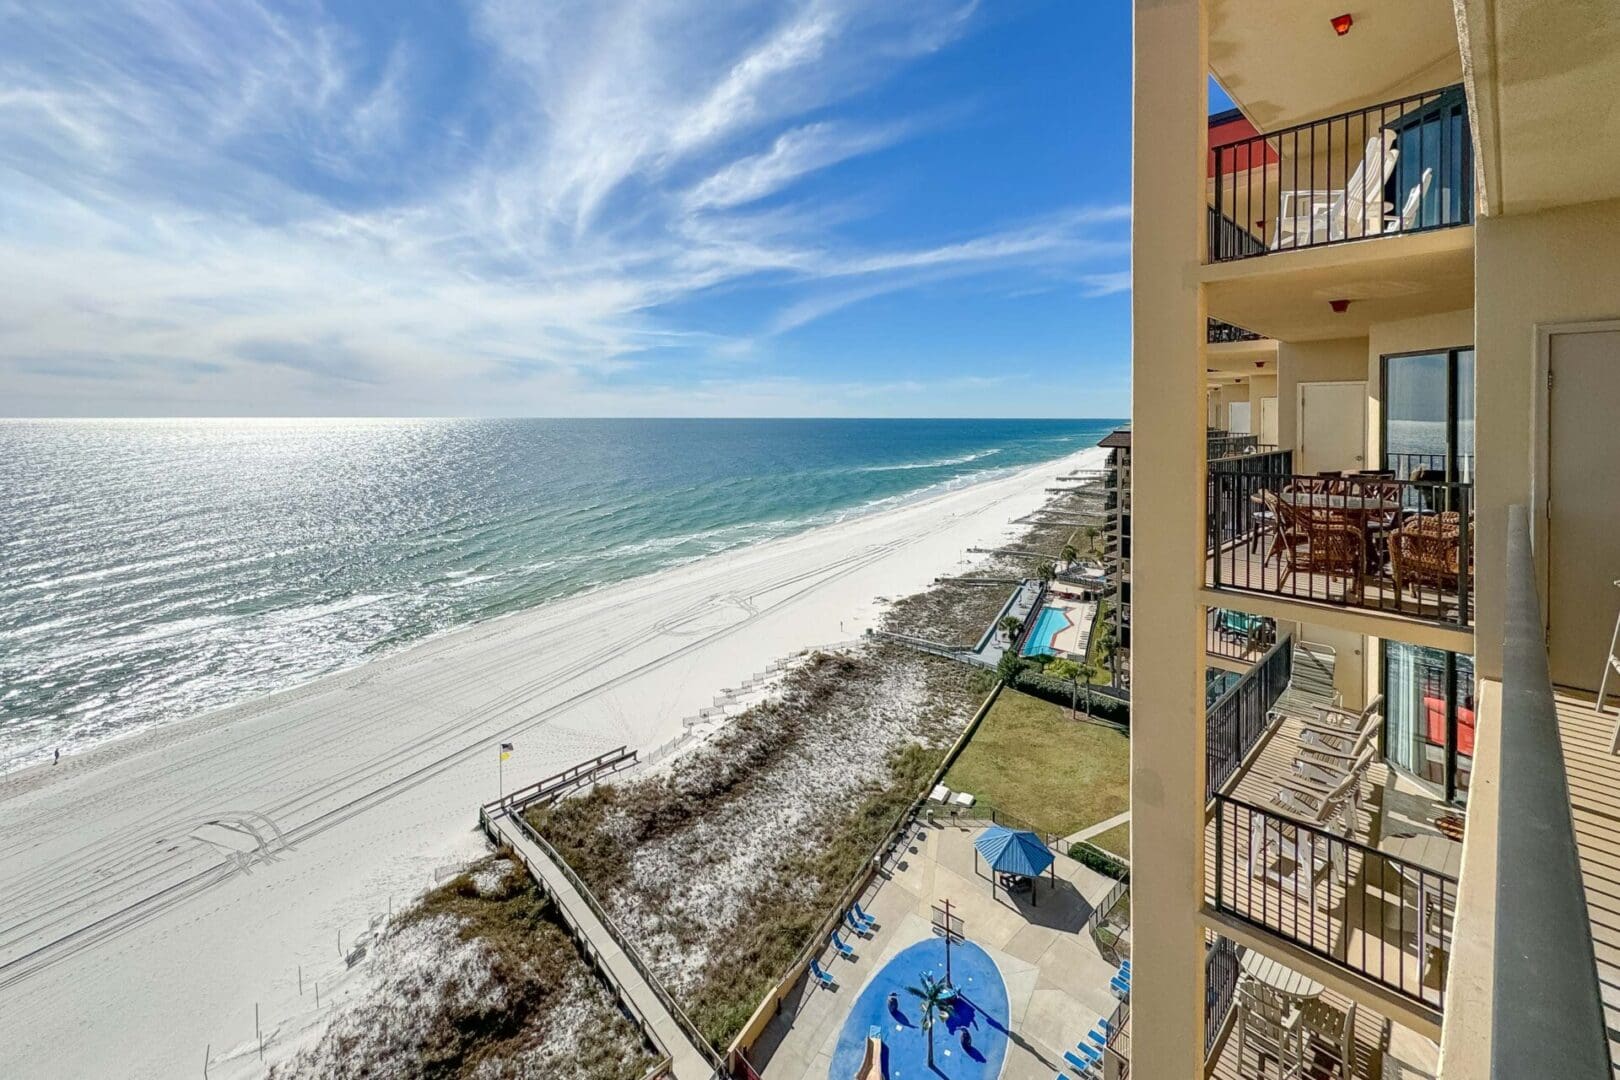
[
  {"left": 1299, "top": 695, "right": 1384, "bottom": 747},
  {"left": 1292, "top": 718, "right": 1379, "bottom": 787},
  {"left": 1274, "top": 131, "right": 1398, "bottom": 248},
  {"left": 1272, "top": 745, "right": 1370, "bottom": 833},
  {"left": 1384, "top": 166, "right": 1434, "bottom": 234}
]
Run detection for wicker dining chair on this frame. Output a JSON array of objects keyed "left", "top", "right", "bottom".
[
  {"left": 1389, "top": 514, "right": 1463, "bottom": 599},
  {"left": 1279, "top": 506, "right": 1367, "bottom": 601}
]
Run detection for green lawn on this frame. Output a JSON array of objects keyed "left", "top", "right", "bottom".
[
  {"left": 1085, "top": 821, "right": 1131, "bottom": 860},
  {"left": 943, "top": 688, "right": 1130, "bottom": 838}
]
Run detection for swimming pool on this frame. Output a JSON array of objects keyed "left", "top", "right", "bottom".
[
  {"left": 827, "top": 937, "right": 1009, "bottom": 1080},
  {"left": 1021, "top": 604, "right": 1072, "bottom": 656}
]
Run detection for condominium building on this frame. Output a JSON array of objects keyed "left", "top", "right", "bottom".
[{"left": 1123, "top": 3, "right": 1620, "bottom": 1078}]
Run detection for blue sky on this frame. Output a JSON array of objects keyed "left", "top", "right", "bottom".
[{"left": 0, "top": 1, "right": 1133, "bottom": 418}]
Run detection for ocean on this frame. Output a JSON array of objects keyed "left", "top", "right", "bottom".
[{"left": 0, "top": 417, "right": 1116, "bottom": 771}]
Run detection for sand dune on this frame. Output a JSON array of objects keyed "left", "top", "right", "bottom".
[{"left": 0, "top": 447, "right": 1102, "bottom": 1079}]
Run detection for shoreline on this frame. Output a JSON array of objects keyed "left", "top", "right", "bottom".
[
  {"left": 0, "top": 443, "right": 1095, "bottom": 780},
  {"left": 0, "top": 443, "right": 1104, "bottom": 1080}
]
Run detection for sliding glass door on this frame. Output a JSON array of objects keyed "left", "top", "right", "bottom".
[
  {"left": 1382, "top": 347, "right": 1475, "bottom": 483},
  {"left": 1383, "top": 642, "right": 1474, "bottom": 803}
]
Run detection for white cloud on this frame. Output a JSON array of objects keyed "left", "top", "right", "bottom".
[{"left": 0, "top": 0, "right": 1127, "bottom": 416}]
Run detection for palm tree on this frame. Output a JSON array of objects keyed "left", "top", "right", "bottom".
[
  {"left": 1077, "top": 659, "right": 1101, "bottom": 716},
  {"left": 1045, "top": 658, "right": 1082, "bottom": 718},
  {"left": 1084, "top": 525, "right": 1102, "bottom": 555},
  {"left": 1035, "top": 560, "right": 1056, "bottom": 583},
  {"left": 1059, "top": 543, "right": 1080, "bottom": 566},
  {"left": 907, "top": 971, "right": 956, "bottom": 1068},
  {"left": 997, "top": 614, "right": 1022, "bottom": 644}
]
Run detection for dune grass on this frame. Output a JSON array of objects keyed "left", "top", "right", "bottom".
[{"left": 942, "top": 688, "right": 1129, "bottom": 838}]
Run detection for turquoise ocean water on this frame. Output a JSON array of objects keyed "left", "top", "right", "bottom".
[{"left": 0, "top": 418, "right": 1116, "bottom": 770}]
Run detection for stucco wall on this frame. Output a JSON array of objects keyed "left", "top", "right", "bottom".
[
  {"left": 1276, "top": 337, "right": 1370, "bottom": 457},
  {"left": 1474, "top": 196, "right": 1620, "bottom": 677}
]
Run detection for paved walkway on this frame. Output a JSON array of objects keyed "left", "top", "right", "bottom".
[
  {"left": 1061, "top": 810, "right": 1131, "bottom": 849},
  {"left": 488, "top": 809, "right": 716, "bottom": 1080},
  {"left": 752, "top": 820, "right": 1123, "bottom": 1080}
]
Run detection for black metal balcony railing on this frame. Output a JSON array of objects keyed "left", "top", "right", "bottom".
[
  {"left": 1206, "top": 431, "right": 1265, "bottom": 460},
  {"left": 1492, "top": 506, "right": 1609, "bottom": 1078},
  {"left": 1205, "top": 935, "right": 1241, "bottom": 1054},
  {"left": 1385, "top": 451, "right": 1475, "bottom": 484},
  {"left": 1210, "top": 85, "right": 1473, "bottom": 262},
  {"left": 1207, "top": 470, "right": 1474, "bottom": 626},
  {"left": 1206, "top": 633, "right": 1293, "bottom": 794},
  {"left": 1207, "top": 607, "right": 1277, "bottom": 663},
  {"left": 1207, "top": 317, "right": 1264, "bottom": 344},
  {"left": 1210, "top": 794, "right": 1457, "bottom": 1011},
  {"left": 1206, "top": 449, "right": 1294, "bottom": 548}
]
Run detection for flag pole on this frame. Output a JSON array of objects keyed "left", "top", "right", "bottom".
[{"left": 498, "top": 749, "right": 504, "bottom": 799}]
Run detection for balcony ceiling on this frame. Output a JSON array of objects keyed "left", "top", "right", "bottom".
[
  {"left": 1209, "top": 0, "right": 1463, "bottom": 132},
  {"left": 1457, "top": 0, "right": 1620, "bottom": 216},
  {"left": 1202, "top": 227, "right": 1474, "bottom": 341}
]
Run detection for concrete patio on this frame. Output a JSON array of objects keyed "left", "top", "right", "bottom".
[{"left": 749, "top": 819, "right": 1124, "bottom": 1080}]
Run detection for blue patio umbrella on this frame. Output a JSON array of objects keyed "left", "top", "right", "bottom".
[{"left": 973, "top": 825, "right": 1055, "bottom": 904}]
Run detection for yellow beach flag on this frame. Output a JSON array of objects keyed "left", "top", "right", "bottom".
[{"left": 500, "top": 741, "right": 514, "bottom": 761}]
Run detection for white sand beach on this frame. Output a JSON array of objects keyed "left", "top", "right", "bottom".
[{"left": 0, "top": 446, "right": 1103, "bottom": 1080}]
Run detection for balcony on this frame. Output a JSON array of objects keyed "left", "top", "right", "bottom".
[
  {"left": 1207, "top": 430, "right": 1265, "bottom": 460},
  {"left": 1201, "top": 636, "right": 1462, "bottom": 1019},
  {"left": 1209, "top": 86, "right": 1472, "bottom": 263},
  {"left": 1466, "top": 507, "right": 1610, "bottom": 1077},
  {"left": 1207, "top": 470, "right": 1473, "bottom": 629},
  {"left": 1208, "top": 608, "right": 1278, "bottom": 668},
  {"left": 1114, "top": 932, "right": 1437, "bottom": 1080},
  {"left": 1208, "top": 317, "right": 1265, "bottom": 344}
]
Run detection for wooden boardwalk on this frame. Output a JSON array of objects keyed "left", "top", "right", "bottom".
[{"left": 486, "top": 806, "right": 718, "bottom": 1080}]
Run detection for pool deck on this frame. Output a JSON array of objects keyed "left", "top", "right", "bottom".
[{"left": 749, "top": 821, "right": 1123, "bottom": 1080}]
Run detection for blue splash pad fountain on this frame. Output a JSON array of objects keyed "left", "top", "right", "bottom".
[{"left": 827, "top": 937, "right": 1010, "bottom": 1080}]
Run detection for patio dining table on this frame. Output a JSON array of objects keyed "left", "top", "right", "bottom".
[
  {"left": 1269, "top": 491, "right": 1403, "bottom": 514},
  {"left": 1250, "top": 491, "right": 1405, "bottom": 572},
  {"left": 1378, "top": 786, "right": 1463, "bottom": 981}
]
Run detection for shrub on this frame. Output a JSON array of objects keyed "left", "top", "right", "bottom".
[
  {"left": 1068, "top": 841, "right": 1130, "bottom": 882},
  {"left": 1008, "top": 665, "right": 1130, "bottom": 726}
]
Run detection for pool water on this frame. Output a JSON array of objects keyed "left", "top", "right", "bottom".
[
  {"left": 1021, "top": 604, "right": 1072, "bottom": 657},
  {"left": 827, "top": 937, "right": 1010, "bottom": 1080}
]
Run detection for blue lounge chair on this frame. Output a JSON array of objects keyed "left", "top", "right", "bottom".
[
  {"left": 810, "top": 959, "right": 836, "bottom": 989},
  {"left": 1110, "top": 977, "right": 1129, "bottom": 998},
  {"left": 1075, "top": 1043, "right": 1101, "bottom": 1065},
  {"left": 831, "top": 931, "right": 856, "bottom": 959},
  {"left": 845, "top": 910, "right": 873, "bottom": 936},
  {"left": 1063, "top": 1049, "right": 1094, "bottom": 1075},
  {"left": 852, "top": 902, "right": 879, "bottom": 929},
  {"left": 1086, "top": 1028, "right": 1108, "bottom": 1048}
]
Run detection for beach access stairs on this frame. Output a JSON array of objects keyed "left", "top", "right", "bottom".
[{"left": 478, "top": 750, "right": 723, "bottom": 1080}]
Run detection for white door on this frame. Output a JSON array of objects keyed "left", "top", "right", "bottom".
[
  {"left": 1547, "top": 330, "right": 1620, "bottom": 690},
  {"left": 1228, "top": 401, "right": 1252, "bottom": 434},
  {"left": 1259, "top": 396, "right": 1279, "bottom": 447},
  {"left": 1297, "top": 381, "right": 1366, "bottom": 473}
]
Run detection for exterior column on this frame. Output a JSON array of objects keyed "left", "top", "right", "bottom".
[{"left": 1130, "top": 0, "right": 1211, "bottom": 1077}]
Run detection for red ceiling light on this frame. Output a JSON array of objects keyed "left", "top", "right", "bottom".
[
  {"left": 1329, "top": 298, "right": 1351, "bottom": 313},
  {"left": 1331, "top": 12, "right": 1354, "bottom": 36}
]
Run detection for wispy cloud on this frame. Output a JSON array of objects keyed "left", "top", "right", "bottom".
[
  {"left": 0, "top": 0, "right": 1126, "bottom": 416},
  {"left": 1078, "top": 270, "right": 1133, "bottom": 297}
]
